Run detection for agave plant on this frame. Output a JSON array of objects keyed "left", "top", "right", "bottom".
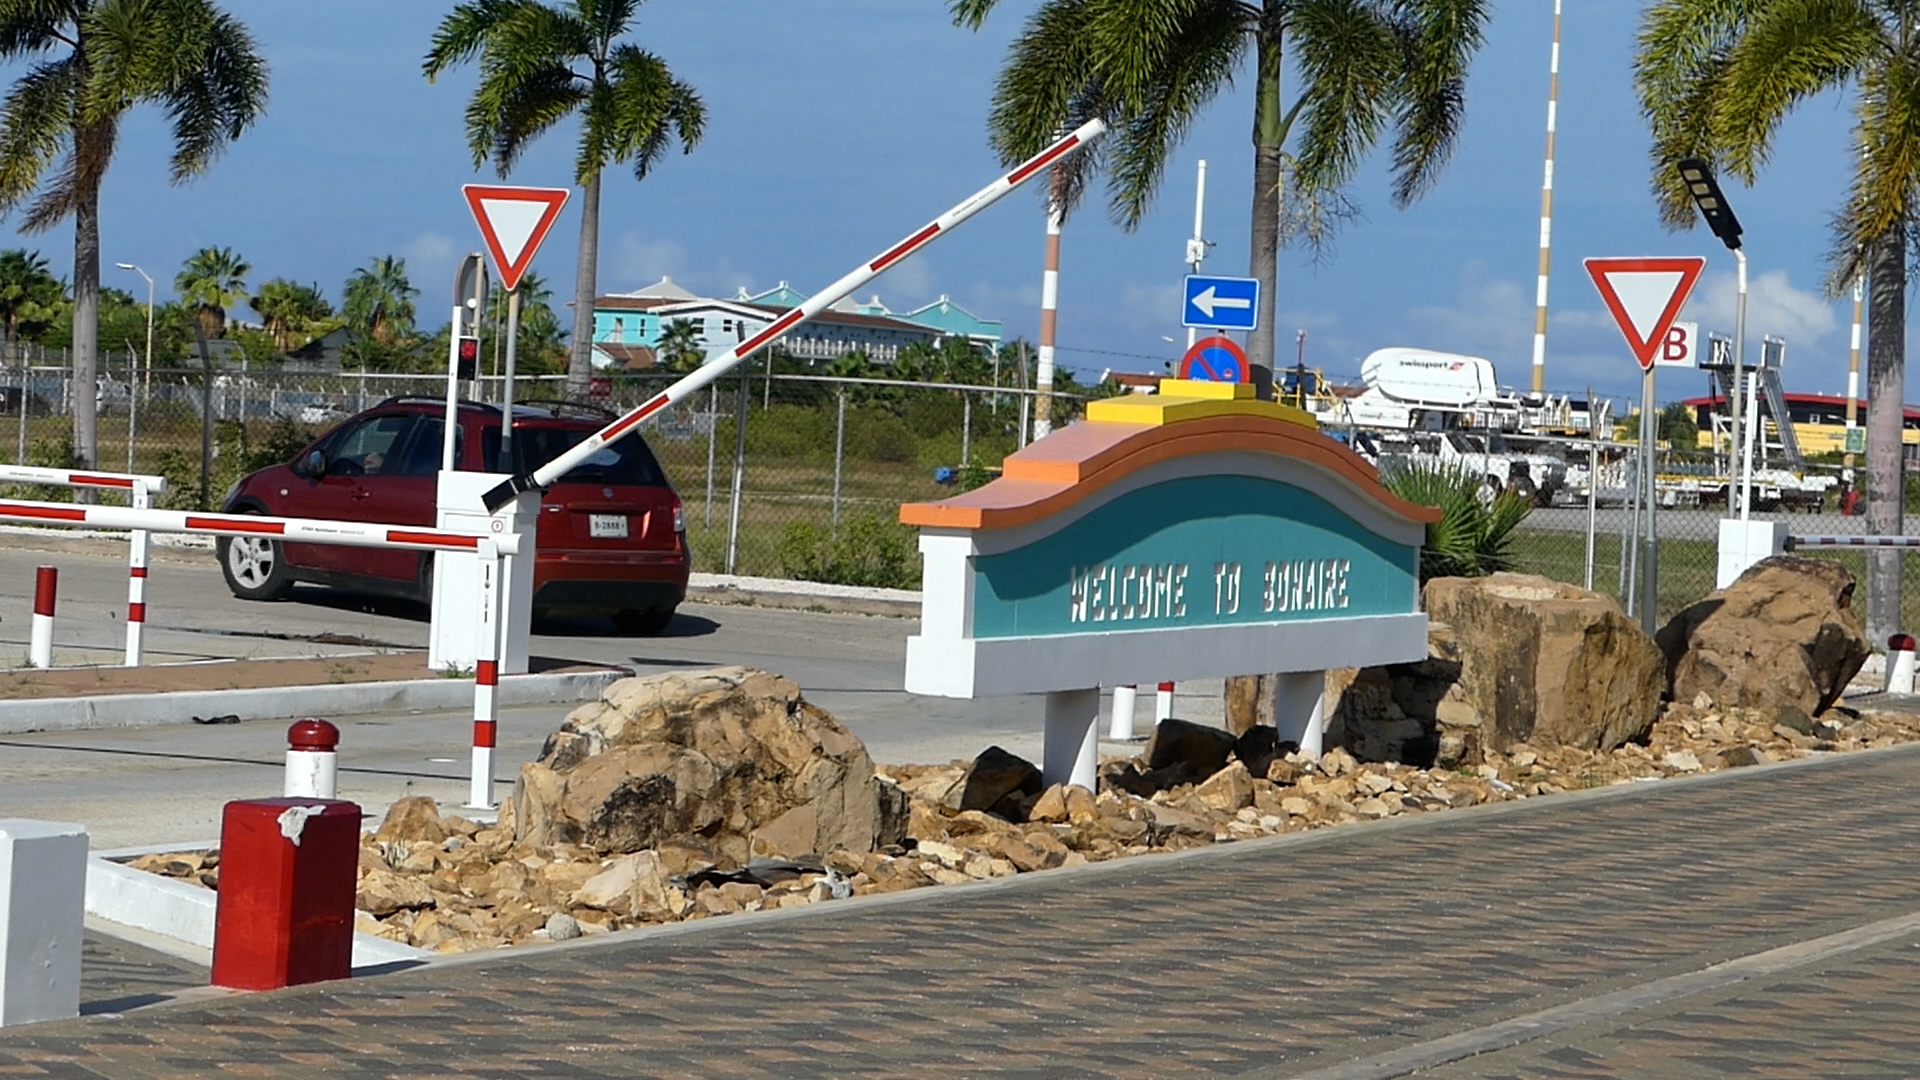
[{"left": 1380, "top": 459, "right": 1531, "bottom": 582}]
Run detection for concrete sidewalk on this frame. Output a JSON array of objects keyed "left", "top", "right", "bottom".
[{"left": 8, "top": 742, "right": 1920, "bottom": 1076}]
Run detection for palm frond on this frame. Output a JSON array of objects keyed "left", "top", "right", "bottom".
[
  {"left": 1386, "top": 0, "right": 1489, "bottom": 206},
  {"left": 0, "top": 0, "right": 79, "bottom": 61},
  {"left": 587, "top": 44, "right": 702, "bottom": 183},
  {"left": 0, "top": 55, "right": 73, "bottom": 216},
  {"left": 1086, "top": 0, "right": 1208, "bottom": 113},
  {"left": 1714, "top": 0, "right": 1879, "bottom": 183},
  {"left": 1290, "top": 0, "right": 1402, "bottom": 198},
  {"left": 21, "top": 115, "right": 110, "bottom": 233},
  {"left": 423, "top": 0, "right": 527, "bottom": 80},
  {"left": 576, "top": 0, "right": 637, "bottom": 45},
  {"left": 160, "top": 9, "right": 268, "bottom": 183},
  {"left": 476, "top": 63, "right": 585, "bottom": 176},
  {"left": 1378, "top": 459, "right": 1530, "bottom": 581},
  {"left": 1635, "top": 0, "right": 1749, "bottom": 228},
  {"left": 1831, "top": 52, "right": 1920, "bottom": 286},
  {"left": 949, "top": 0, "right": 1003, "bottom": 29},
  {"left": 1103, "top": 0, "right": 1245, "bottom": 228},
  {"left": 985, "top": 0, "right": 1101, "bottom": 164}
]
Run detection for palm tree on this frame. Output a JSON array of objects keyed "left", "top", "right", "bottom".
[
  {"left": 0, "top": 1, "right": 266, "bottom": 473},
  {"left": 0, "top": 249, "right": 66, "bottom": 353},
  {"left": 1635, "top": 0, "right": 1908, "bottom": 639},
  {"left": 953, "top": 0, "right": 1488, "bottom": 395},
  {"left": 249, "top": 279, "right": 333, "bottom": 352},
  {"left": 1379, "top": 460, "right": 1531, "bottom": 582},
  {"left": 342, "top": 257, "right": 419, "bottom": 345},
  {"left": 174, "top": 246, "right": 250, "bottom": 340},
  {"left": 656, "top": 318, "right": 704, "bottom": 373},
  {"left": 425, "top": 0, "right": 707, "bottom": 403}
]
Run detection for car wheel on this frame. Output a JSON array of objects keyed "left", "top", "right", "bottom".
[
  {"left": 612, "top": 606, "right": 676, "bottom": 635},
  {"left": 218, "top": 523, "right": 293, "bottom": 601}
]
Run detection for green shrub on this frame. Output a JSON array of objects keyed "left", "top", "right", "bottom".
[
  {"left": 777, "top": 512, "right": 920, "bottom": 589},
  {"left": 1380, "top": 460, "right": 1532, "bottom": 582}
]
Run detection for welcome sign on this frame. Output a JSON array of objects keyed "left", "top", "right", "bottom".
[{"left": 902, "top": 380, "right": 1439, "bottom": 699}]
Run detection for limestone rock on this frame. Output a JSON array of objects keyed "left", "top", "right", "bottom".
[
  {"left": 942, "top": 746, "right": 1043, "bottom": 815},
  {"left": 357, "top": 867, "right": 434, "bottom": 917},
  {"left": 375, "top": 796, "right": 449, "bottom": 845},
  {"left": 1423, "top": 574, "right": 1665, "bottom": 753},
  {"left": 1194, "top": 762, "right": 1254, "bottom": 813},
  {"left": 1658, "top": 556, "right": 1870, "bottom": 717},
  {"left": 1028, "top": 784, "right": 1070, "bottom": 824},
  {"left": 512, "top": 667, "right": 888, "bottom": 865}
]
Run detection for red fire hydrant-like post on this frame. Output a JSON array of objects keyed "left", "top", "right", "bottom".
[
  {"left": 209, "top": 798, "right": 361, "bottom": 991},
  {"left": 283, "top": 719, "right": 339, "bottom": 799}
]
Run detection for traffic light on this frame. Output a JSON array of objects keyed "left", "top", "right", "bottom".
[{"left": 456, "top": 336, "right": 479, "bottom": 380}]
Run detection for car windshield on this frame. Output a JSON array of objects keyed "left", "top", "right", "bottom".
[{"left": 485, "top": 425, "right": 668, "bottom": 487}]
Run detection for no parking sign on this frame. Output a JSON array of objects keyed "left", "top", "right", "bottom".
[{"left": 1179, "top": 336, "right": 1248, "bottom": 383}]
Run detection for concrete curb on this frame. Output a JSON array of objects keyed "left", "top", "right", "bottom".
[
  {"left": 687, "top": 572, "right": 919, "bottom": 617},
  {"left": 85, "top": 848, "right": 430, "bottom": 971},
  {"left": 0, "top": 668, "right": 625, "bottom": 735}
]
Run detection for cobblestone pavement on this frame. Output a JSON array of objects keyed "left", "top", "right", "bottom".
[
  {"left": 7, "top": 745, "right": 1920, "bottom": 1078},
  {"left": 76, "top": 932, "right": 206, "bottom": 1017}
]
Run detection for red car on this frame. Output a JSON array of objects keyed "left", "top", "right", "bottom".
[{"left": 216, "top": 397, "right": 690, "bottom": 633}]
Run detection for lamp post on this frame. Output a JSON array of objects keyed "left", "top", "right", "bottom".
[
  {"left": 1674, "top": 159, "right": 1748, "bottom": 514},
  {"left": 114, "top": 263, "right": 154, "bottom": 400}
]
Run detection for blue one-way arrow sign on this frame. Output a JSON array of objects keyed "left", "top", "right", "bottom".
[{"left": 1183, "top": 274, "right": 1261, "bottom": 332}]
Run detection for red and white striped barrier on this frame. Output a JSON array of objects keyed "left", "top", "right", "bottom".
[
  {"left": 480, "top": 117, "right": 1109, "bottom": 512},
  {"left": 1785, "top": 535, "right": 1920, "bottom": 550},
  {"left": 1155, "top": 681, "right": 1175, "bottom": 724},
  {"left": 0, "top": 466, "right": 167, "bottom": 667},
  {"left": 1888, "top": 634, "right": 1916, "bottom": 695},
  {"left": 0, "top": 495, "right": 515, "bottom": 803},
  {"left": 284, "top": 718, "right": 340, "bottom": 799},
  {"left": 29, "top": 565, "right": 54, "bottom": 669}
]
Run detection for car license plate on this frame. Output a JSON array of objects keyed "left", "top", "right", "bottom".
[{"left": 589, "top": 514, "right": 628, "bottom": 539}]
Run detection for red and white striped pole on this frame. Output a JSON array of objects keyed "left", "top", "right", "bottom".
[
  {"left": 1887, "top": 633, "right": 1916, "bottom": 695},
  {"left": 1155, "top": 681, "right": 1175, "bottom": 724},
  {"left": 29, "top": 565, "right": 55, "bottom": 668},
  {"left": 468, "top": 539, "right": 502, "bottom": 810},
  {"left": 480, "top": 117, "right": 1110, "bottom": 513},
  {"left": 284, "top": 718, "right": 339, "bottom": 799},
  {"left": 123, "top": 481, "right": 151, "bottom": 666}
]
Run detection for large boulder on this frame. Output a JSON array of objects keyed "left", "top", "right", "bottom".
[
  {"left": 1657, "top": 556, "right": 1869, "bottom": 717},
  {"left": 1420, "top": 574, "right": 1665, "bottom": 753},
  {"left": 513, "top": 667, "right": 888, "bottom": 866}
]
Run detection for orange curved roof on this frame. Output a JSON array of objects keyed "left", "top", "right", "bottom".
[{"left": 900, "top": 412, "right": 1442, "bottom": 532}]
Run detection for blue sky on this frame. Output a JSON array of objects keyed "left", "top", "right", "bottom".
[{"left": 6, "top": 1, "right": 1862, "bottom": 406}]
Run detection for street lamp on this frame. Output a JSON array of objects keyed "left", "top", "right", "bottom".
[
  {"left": 114, "top": 262, "right": 154, "bottom": 400},
  {"left": 1674, "top": 158, "right": 1751, "bottom": 517}
]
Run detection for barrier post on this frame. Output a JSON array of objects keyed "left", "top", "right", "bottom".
[
  {"left": 468, "top": 538, "right": 501, "bottom": 810},
  {"left": 0, "top": 819, "right": 87, "bottom": 1027},
  {"left": 209, "top": 799, "right": 360, "bottom": 991},
  {"left": 124, "top": 481, "right": 150, "bottom": 666},
  {"left": 1154, "top": 681, "right": 1175, "bottom": 724},
  {"left": 1107, "top": 684, "right": 1138, "bottom": 741},
  {"left": 28, "top": 566, "right": 54, "bottom": 669},
  {"left": 284, "top": 719, "right": 339, "bottom": 799},
  {"left": 1887, "top": 634, "right": 1916, "bottom": 695}
]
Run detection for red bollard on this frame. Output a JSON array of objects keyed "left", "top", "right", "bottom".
[
  {"left": 29, "top": 565, "right": 55, "bottom": 669},
  {"left": 210, "top": 798, "right": 362, "bottom": 991}
]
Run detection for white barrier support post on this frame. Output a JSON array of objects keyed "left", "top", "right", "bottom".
[
  {"left": 1887, "top": 634, "right": 1916, "bottom": 695},
  {"left": 1154, "top": 681, "right": 1175, "bottom": 724},
  {"left": 28, "top": 566, "right": 54, "bottom": 669},
  {"left": 468, "top": 539, "right": 501, "bottom": 811},
  {"left": 283, "top": 718, "right": 339, "bottom": 799},
  {"left": 1107, "top": 684, "right": 1138, "bottom": 741},
  {"left": 123, "top": 481, "right": 150, "bottom": 667},
  {"left": 0, "top": 819, "right": 87, "bottom": 1027},
  {"left": 1275, "top": 670, "right": 1327, "bottom": 759},
  {"left": 1042, "top": 688, "right": 1100, "bottom": 790}
]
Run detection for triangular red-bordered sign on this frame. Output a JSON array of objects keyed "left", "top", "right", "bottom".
[
  {"left": 462, "top": 185, "right": 570, "bottom": 292},
  {"left": 1584, "top": 256, "right": 1707, "bottom": 371}
]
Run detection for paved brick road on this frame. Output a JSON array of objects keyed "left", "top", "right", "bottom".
[{"left": 9, "top": 745, "right": 1920, "bottom": 1078}]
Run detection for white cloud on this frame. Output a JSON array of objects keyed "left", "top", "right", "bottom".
[
  {"left": 1403, "top": 261, "right": 1533, "bottom": 362},
  {"left": 1681, "top": 268, "right": 1839, "bottom": 348},
  {"left": 400, "top": 231, "right": 459, "bottom": 302},
  {"left": 879, "top": 253, "right": 937, "bottom": 304},
  {"left": 608, "top": 231, "right": 690, "bottom": 290}
]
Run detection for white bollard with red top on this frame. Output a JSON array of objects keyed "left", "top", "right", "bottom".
[
  {"left": 283, "top": 718, "right": 339, "bottom": 799},
  {"left": 28, "top": 566, "right": 54, "bottom": 669},
  {"left": 1887, "top": 633, "right": 1917, "bottom": 695},
  {"left": 1154, "top": 681, "right": 1175, "bottom": 724},
  {"left": 1108, "top": 684, "right": 1138, "bottom": 741}
]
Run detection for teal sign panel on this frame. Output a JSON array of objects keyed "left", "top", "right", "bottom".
[{"left": 970, "top": 475, "right": 1418, "bottom": 640}]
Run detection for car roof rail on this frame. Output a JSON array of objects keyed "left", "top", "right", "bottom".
[
  {"left": 510, "top": 398, "right": 618, "bottom": 421},
  {"left": 373, "top": 395, "right": 502, "bottom": 413}
]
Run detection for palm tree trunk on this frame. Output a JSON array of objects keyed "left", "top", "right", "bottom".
[
  {"left": 1246, "top": 21, "right": 1283, "bottom": 402},
  {"left": 567, "top": 172, "right": 602, "bottom": 403},
  {"left": 1866, "top": 227, "right": 1906, "bottom": 642},
  {"left": 71, "top": 180, "right": 100, "bottom": 480}
]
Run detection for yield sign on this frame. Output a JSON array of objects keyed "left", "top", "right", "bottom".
[
  {"left": 462, "top": 184, "right": 570, "bottom": 292},
  {"left": 1584, "top": 256, "right": 1707, "bottom": 371}
]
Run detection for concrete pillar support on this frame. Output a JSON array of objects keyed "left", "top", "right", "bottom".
[
  {"left": 0, "top": 819, "right": 87, "bottom": 1027},
  {"left": 1274, "top": 670, "right": 1327, "bottom": 759},
  {"left": 1043, "top": 688, "right": 1101, "bottom": 790}
]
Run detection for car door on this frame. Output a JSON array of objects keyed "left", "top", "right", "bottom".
[
  {"left": 288, "top": 412, "right": 418, "bottom": 574},
  {"left": 358, "top": 414, "right": 450, "bottom": 583}
]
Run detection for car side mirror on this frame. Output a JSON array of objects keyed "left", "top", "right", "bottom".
[{"left": 301, "top": 449, "right": 326, "bottom": 477}]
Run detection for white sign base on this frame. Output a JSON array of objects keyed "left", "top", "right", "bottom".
[
  {"left": 1715, "top": 518, "right": 1787, "bottom": 589},
  {"left": 430, "top": 472, "right": 538, "bottom": 674},
  {"left": 0, "top": 820, "right": 86, "bottom": 1028}
]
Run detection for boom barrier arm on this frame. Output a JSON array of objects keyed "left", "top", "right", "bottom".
[
  {"left": 0, "top": 464, "right": 167, "bottom": 493},
  {"left": 481, "top": 117, "right": 1110, "bottom": 512},
  {"left": 0, "top": 499, "right": 520, "bottom": 555}
]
